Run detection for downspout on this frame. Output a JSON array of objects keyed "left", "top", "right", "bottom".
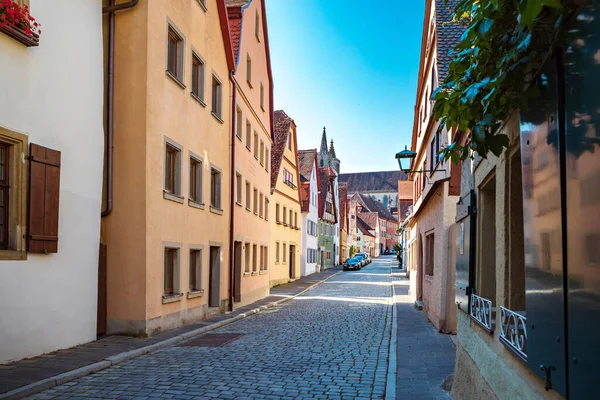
[
  {"left": 101, "top": 0, "right": 139, "bottom": 217},
  {"left": 228, "top": 73, "right": 237, "bottom": 312}
]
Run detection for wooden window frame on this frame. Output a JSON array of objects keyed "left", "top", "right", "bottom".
[
  {"left": 189, "top": 247, "right": 203, "bottom": 292},
  {"left": 425, "top": 232, "right": 435, "bottom": 276},
  {"left": 166, "top": 23, "right": 185, "bottom": 84},
  {"left": 0, "top": 128, "right": 27, "bottom": 259},
  {"left": 210, "top": 165, "right": 222, "bottom": 211},
  {"left": 191, "top": 52, "right": 206, "bottom": 103},
  {"left": 211, "top": 74, "right": 223, "bottom": 120},
  {"left": 164, "top": 137, "right": 183, "bottom": 202},
  {"left": 189, "top": 153, "right": 203, "bottom": 205},
  {"left": 163, "top": 246, "right": 181, "bottom": 298}
]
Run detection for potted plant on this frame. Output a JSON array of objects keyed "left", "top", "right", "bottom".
[{"left": 0, "top": 0, "right": 41, "bottom": 46}]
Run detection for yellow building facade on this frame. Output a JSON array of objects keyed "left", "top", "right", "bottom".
[
  {"left": 228, "top": 0, "right": 273, "bottom": 306},
  {"left": 102, "top": 0, "right": 235, "bottom": 336},
  {"left": 270, "top": 111, "right": 302, "bottom": 286}
]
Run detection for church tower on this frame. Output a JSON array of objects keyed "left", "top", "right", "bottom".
[{"left": 318, "top": 127, "right": 329, "bottom": 168}]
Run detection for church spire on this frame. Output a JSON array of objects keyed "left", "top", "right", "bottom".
[
  {"left": 329, "top": 140, "right": 337, "bottom": 159},
  {"left": 320, "top": 127, "right": 328, "bottom": 155}
]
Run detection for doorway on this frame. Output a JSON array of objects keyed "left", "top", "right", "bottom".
[
  {"left": 289, "top": 245, "right": 295, "bottom": 279},
  {"left": 320, "top": 250, "right": 324, "bottom": 271},
  {"left": 233, "top": 241, "right": 242, "bottom": 303},
  {"left": 209, "top": 246, "right": 221, "bottom": 308},
  {"left": 417, "top": 235, "right": 423, "bottom": 301}
]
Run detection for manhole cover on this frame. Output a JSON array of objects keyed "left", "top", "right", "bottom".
[{"left": 179, "top": 333, "right": 245, "bottom": 347}]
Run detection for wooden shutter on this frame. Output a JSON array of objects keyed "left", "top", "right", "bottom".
[{"left": 28, "top": 143, "right": 61, "bottom": 254}]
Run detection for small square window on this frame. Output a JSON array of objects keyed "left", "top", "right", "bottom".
[
  {"left": 191, "top": 54, "right": 205, "bottom": 101},
  {"left": 189, "top": 156, "right": 202, "bottom": 203},
  {"left": 210, "top": 167, "right": 222, "bottom": 209},
  {"left": 167, "top": 26, "right": 184, "bottom": 82},
  {"left": 189, "top": 249, "right": 202, "bottom": 291},
  {"left": 211, "top": 76, "right": 222, "bottom": 119}
]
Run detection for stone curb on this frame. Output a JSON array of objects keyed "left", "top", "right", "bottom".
[
  {"left": 0, "top": 269, "right": 342, "bottom": 400},
  {"left": 385, "top": 267, "right": 398, "bottom": 400}
]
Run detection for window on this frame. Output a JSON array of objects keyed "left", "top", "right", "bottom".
[
  {"left": 246, "top": 54, "right": 252, "bottom": 86},
  {"left": 189, "top": 249, "right": 202, "bottom": 291},
  {"left": 425, "top": 233, "right": 435, "bottom": 276},
  {"left": 283, "top": 206, "right": 287, "bottom": 224},
  {"left": 289, "top": 210, "right": 293, "bottom": 228},
  {"left": 164, "top": 247, "right": 179, "bottom": 296},
  {"left": 326, "top": 251, "right": 331, "bottom": 260},
  {"left": 265, "top": 197, "right": 269, "bottom": 221},
  {"left": 435, "top": 129, "right": 441, "bottom": 166},
  {"left": 0, "top": 143, "right": 9, "bottom": 249},
  {"left": 283, "top": 169, "right": 295, "bottom": 188},
  {"left": 276, "top": 242, "right": 280, "bottom": 262},
  {"left": 236, "top": 173, "right": 242, "bottom": 205},
  {"left": 244, "top": 242, "right": 251, "bottom": 273},
  {"left": 246, "top": 120, "right": 252, "bottom": 150},
  {"left": 210, "top": 167, "right": 222, "bottom": 210},
  {"left": 294, "top": 212, "right": 298, "bottom": 228},
  {"left": 253, "top": 244, "right": 258, "bottom": 272},
  {"left": 476, "top": 175, "right": 497, "bottom": 302},
  {"left": 255, "top": 11, "right": 260, "bottom": 40},
  {"left": 211, "top": 75, "right": 222, "bottom": 118},
  {"left": 189, "top": 156, "right": 202, "bottom": 203},
  {"left": 276, "top": 203, "right": 280, "bottom": 223},
  {"left": 165, "top": 141, "right": 181, "bottom": 197},
  {"left": 252, "top": 188, "right": 258, "bottom": 214},
  {"left": 236, "top": 107, "right": 242, "bottom": 139},
  {"left": 430, "top": 140, "right": 435, "bottom": 171},
  {"left": 259, "top": 193, "right": 264, "bottom": 218},
  {"left": 167, "top": 26, "right": 184, "bottom": 82},
  {"left": 261, "top": 246, "right": 268, "bottom": 271},
  {"left": 260, "top": 141, "right": 264, "bottom": 166},
  {"left": 265, "top": 148, "right": 269, "bottom": 171},
  {"left": 288, "top": 133, "right": 292, "bottom": 151},
  {"left": 254, "top": 132, "right": 259, "bottom": 159},
  {"left": 191, "top": 54, "right": 205, "bottom": 101},
  {"left": 260, "top": 83, "right": 265, "bottom": 110},
  {"left": 283, "top": 243, "right": 287, "bottom": 263},
  {"left": 245, "top": 181, "right": 251, "bottom": 210}
]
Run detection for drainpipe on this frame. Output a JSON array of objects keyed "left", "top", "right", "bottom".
[
  {"left": 101, "top": 0, "right": 139, "bottom": 217},
  {"left": 228, "top": 73, "right": 237, "bottom": 312}
]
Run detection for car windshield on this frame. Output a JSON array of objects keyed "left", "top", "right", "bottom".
[{"left": 345, "top": 258, "right": 358, "bottom": 263}]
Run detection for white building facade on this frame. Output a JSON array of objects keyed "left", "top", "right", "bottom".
[
  {"left": 299, "top": 152, "right": 319, "bottom": 276},
  {"left": 0, "top": 0, "right": 104, "bottom": 363}
]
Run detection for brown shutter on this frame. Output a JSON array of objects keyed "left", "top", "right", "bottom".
[{"left": 28, "top": 143, "right": 61, "bottom": 254}]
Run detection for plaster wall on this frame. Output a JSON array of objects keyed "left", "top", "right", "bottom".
[
  {"left": 300, "top": 166, "right": 319, "bottom": 276},
  {"left": 0, "top": 0, "right": 104, "bottom": 363},
  {"left": 105, "top": 0, "right": 233, "bottom": 335}
]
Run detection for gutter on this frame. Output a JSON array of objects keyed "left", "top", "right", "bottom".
[
  {"left": 228, "top": 73, "right": 237, "bottom": 312},
  {"left": 101, "top": 0, "right": 139, "bottom": 217}
]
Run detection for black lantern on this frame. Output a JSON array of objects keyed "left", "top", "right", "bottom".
[{"left": 395, "top": 146, "right": 417, "bottom": 173}]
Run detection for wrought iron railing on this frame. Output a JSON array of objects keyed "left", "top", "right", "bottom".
[
  {"left": 499, "top": 306, "right": 527, "bottom": 362},
  {"left": 470, "top": 293, "right": 494, "bottom": 332}
]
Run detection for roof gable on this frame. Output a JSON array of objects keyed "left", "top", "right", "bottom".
[{"left": 338, "top": 170, "right": 407, "bottom": 193}]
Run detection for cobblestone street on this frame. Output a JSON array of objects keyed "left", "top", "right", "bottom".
[{"left": 27, "top": 259, "right": 394, "bottom": 400}]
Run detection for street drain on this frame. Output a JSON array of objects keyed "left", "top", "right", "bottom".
[{"left": 179, "top": 333, "right": 245, "bottom": 347}]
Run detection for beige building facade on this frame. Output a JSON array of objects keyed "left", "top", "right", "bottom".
[
  {"left": 269, "top": 110, "right": 302, "bottom": 286},
  {"left": 228, "top": 0, "right": 273, "bottom": 306},
  {"left": 102, "top": 0, "right": 235, "bottom": 336}
]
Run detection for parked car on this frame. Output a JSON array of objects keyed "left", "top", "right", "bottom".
[
  {"left": 343, "top": 257, "right": 361, "bottom": 271},
  {"left": 354, "top": 253, "right": 367, "bottom": 267},
  {"left": 357, "top": 253, "right": 371, "bottom": 265}
]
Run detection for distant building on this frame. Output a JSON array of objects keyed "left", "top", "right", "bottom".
[
  {"left": 339, "top": 170, "right": 407, "bottom": 211},
  {"left": 351, "top": 193, "right": 398, "bottom": 253},
  {"left": 297, "top": 149, "right": 320, "bottom": 276}
]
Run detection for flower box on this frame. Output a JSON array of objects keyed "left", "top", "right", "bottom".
[
  {"left": 0, "top": 22, "right": 38, "bottom": 46},
  {"left": 0, "top": 0, "right": 41, "bottom": 47}
]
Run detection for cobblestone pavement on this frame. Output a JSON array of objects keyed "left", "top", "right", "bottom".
[{"left": 27, "top": 260, "right": 393, "bottom": 400}]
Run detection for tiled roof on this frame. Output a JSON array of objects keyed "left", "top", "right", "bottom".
[
  {"left": 225, "top": 0, "right": 248, "bottom": 5},
  {"left": 356, "top": 215, "right": 376, "bottom": 237},
  {"left": 297, "top": 149, "right": 316, "bottom": 183},
  {"left": 399, "top": 200, "right": 413, "bottom": 222},
  {"left": 435, "top": 0, "right": 465, "bottom": 82},
  {"left": 338, "top": 171, "right": 407, "bottom": 193},
  {"left": 228, "top": 17, "right": 242, "bottom": 62},
  {"left": 398, "top": 180, "right": 413, "bottom": 201},
  {"left": 339, "top": 183, "right": 348, "bottom": 231},
  {"left": 355, "top": 193, "right": 397, "bottom": 222},
  {"left": 271, "top": 110, "right": 293, "bottom": 191},
  {"left": 300, "top": 182, "right": 311, "bottom": 212},
  {"left": 318, "top": 167, "right": 337, "bottom": 221},
  {"left": 358, "top": 212, "right": 378, "bottom": 231}
]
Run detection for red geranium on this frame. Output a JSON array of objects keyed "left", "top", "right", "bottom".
[{"left": 0, "top": 0, "right": 42, "bottom": 36}]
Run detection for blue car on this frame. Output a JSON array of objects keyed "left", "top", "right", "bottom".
[{"left": 343, "top": 257, "right": 361, "bottom": 271}]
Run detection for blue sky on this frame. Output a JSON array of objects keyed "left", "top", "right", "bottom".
[{"left": 266, "top": 0, "right": 425, "bottom": 173}]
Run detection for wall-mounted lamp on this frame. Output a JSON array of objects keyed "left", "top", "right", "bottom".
[{"left": 395, "top": 145, "right": 446, "bottom": 175}]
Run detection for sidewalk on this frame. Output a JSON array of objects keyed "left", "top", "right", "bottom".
[{"left": 0, "top": 266, "right": 341, "bottom": 399}]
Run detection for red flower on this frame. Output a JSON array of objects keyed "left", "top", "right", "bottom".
[{"left": 0, "top": 0, "right": 41, "bottom": 36}]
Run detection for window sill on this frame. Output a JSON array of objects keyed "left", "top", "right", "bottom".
[
  {"left": 236, "top": 135, "right": 242, "bottom": 142},
  {"left": 196, "top": 0, "right": 207, "bottom": 12},
  {"left": 0, "top": 25, "right": 39, "bottom": 47},
  {"left": 254, "top": 211, "right": 258, "bottom": 216},
  {"left": 162, "top": 293, "right": 183, "bottom": 304},
  {"left": 211, "top": 112, "right": 224, "bottom": 124},
  {"left": 259, "top": 270, "right": 268, "bottom": 275},
  {"left": 243, "top": 272, "right": 252, "bottom": 277},
  {"left": 0, "top": 250, "right": 27, "bottom": 261},
  {"left": 187, "top": 289, "right": 204, "bottom": 299},
  {"left": 246, "top": 207, "right": 251, "bottom": 212},
  {"left": 247, "top": 80, "right": 253, "bottom": 89},
  {"left": 246, "top": 145, "right": 251, "bottom": 152},
  {"left": 251, "top": 271, "right": 258, "bottom": 276},
  {"left": 166, "top": 70, "right": 186, "bottom": 89},
  {"left": 210, "top": 206, "right": 224, "bottom": 215},
  {"left": 188, "top": 199, "right": 205, "bottom": 210},
  {"left": 424, "top": 274, "right": 434, "bottom": 282},
  {"left": 236, "top": 201, "right": 243, "bottom": 207},
  {"left": 275, "top": 262, "right": 280, "bottom": 265},
  {"left": 261, "top": 106, "right": 265, "bottom": 112},
  {"left": 254, "top": 155, "right": 259, "bottom": 160},
  {"left": 164, "top": 191, "right": 184, "bottom": 204},
  {"left": 191, "top": 93, "right": 207, "bottom": 107}
]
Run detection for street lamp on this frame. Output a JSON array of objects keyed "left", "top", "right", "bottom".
[{"left": 395, "top": 146, "right": 416, "bottom": 173}]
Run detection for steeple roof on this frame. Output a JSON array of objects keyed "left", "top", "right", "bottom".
[
  {"left": 329, "top": 140, "right": 337, "bottom": 159},
  {"left": 320, "top": 127, "right": 328, "bottom": 155}
]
